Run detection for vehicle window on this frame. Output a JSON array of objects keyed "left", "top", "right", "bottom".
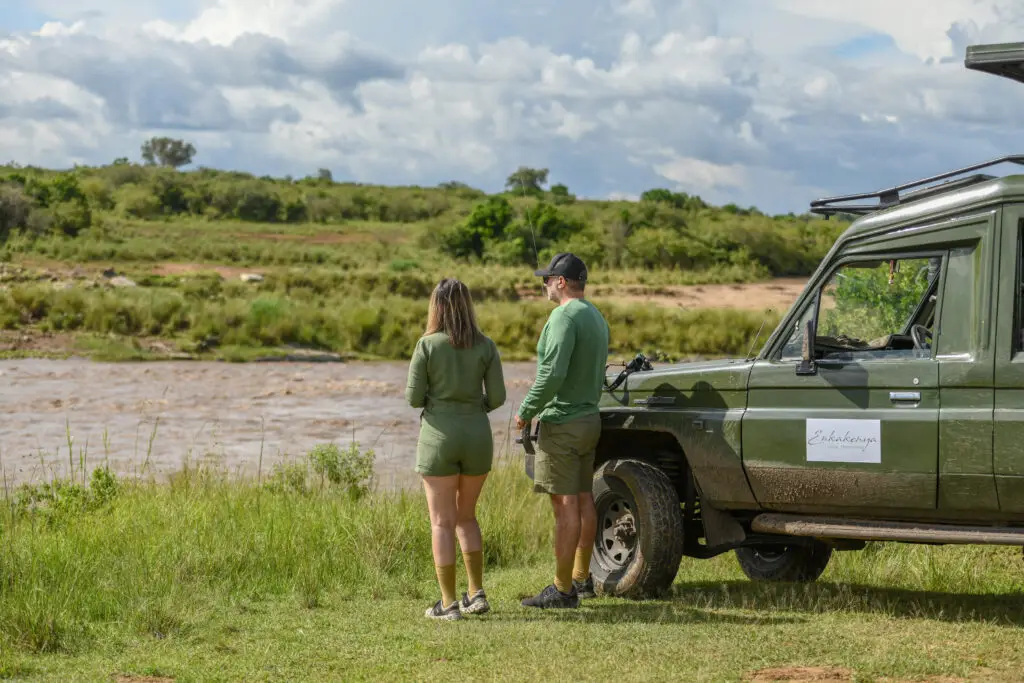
[{"left": 781, "top": 257, "right": 940, "bottom": 362}]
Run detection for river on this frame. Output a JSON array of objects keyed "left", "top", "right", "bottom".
[{"left": 0, "top": 359, "right": 540, "bottom": 490}]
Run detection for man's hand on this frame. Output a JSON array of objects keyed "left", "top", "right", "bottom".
[{"left": 515, "top": 415, "right": 529, "bottom": 431}]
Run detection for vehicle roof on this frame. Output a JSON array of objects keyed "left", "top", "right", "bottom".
[{"left": 841, "top": 172, "right": 1024, "bottom": 240}]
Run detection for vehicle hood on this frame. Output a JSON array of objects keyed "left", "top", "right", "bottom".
[{"left": 600, "top": 358, "right": 753, "bottom": 409}]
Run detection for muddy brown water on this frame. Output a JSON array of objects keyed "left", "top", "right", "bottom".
[{"left": 0, "top": 359, "right": 541, "bottom": 491}]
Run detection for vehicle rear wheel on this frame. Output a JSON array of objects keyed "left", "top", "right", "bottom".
[
  {"left": 590, "top": 458, "right": 684, "bottom": 599},
  {"left": 734, "top": 542, "right": 832, "bottom": 582}
]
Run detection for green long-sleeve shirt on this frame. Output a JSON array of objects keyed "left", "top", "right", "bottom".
[
  {"left": 518, "top": 298, "right": 610, "bottom": 424},
  {"left": 405, "top": 332, "right": 507, "bottom": 415}
]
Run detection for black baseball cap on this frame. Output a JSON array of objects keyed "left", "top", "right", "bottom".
[{"left": 534, "top": 252, "right": 588, "bottom": 282}]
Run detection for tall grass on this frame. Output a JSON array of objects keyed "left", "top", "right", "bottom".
[
  {"left": 0, "top": 281, "right": 782, "bottom": 361},
  {"left": 0, "top": 448, "right": 550, "bottom": 654}
]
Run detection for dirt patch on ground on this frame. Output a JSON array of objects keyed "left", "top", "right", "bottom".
[
  {"left": 746, "top": 666, "right": 852, "bottom": 682},
  {"left": 229, "top": 231, "right": 392, "bottom": 245},
  {"left": 0, "top": 330, "right": 77, "bottom": 355},
  {"left": 519, "top": 278, "right": 807, "bottom": 311},
  {"left": 150, "top": 262, "right": 258, "bottom": 279}
]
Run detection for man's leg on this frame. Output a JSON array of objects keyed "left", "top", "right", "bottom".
[
  {"left": 551, "top": 493, "right": 581, "bottom": 593},
  {"left": 522, "top": 421, "right": 582, "bottom": 608},
  {"left": 572, "top": 414, "right": 601, "bottom": 594},
  {"left": 573, "top": 492, "right": 597, "bottom": 595}
]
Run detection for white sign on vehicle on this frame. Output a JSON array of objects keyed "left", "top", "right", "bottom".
[{"left": 805, "top": 419, "right": 881, "bottom": 464}]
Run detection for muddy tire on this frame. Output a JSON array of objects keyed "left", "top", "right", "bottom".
[
  {"left": 590, "top": 458, "right": 684, "bottom": 599},
  {"left": 734, "top": 542, "right": 832, "bottom": 582}
]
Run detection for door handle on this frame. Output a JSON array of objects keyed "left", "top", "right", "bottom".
[
  {"left": 634, "top": 396, "right": 676, "bottom": 406},
  {"left": 889, "top": 391, "right": 921, "bottom": 403}
]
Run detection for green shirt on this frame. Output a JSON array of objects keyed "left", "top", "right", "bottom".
[
  {"left": 405, "top": 332, "right": 506, "bottom": 415},
  {"left": 518, "top": 298, "right": 610, "bottom": 424}
]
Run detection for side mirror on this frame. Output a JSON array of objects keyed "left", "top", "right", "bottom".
[{"left": 796, "top": 319, "right": 817, "bottom": 376}]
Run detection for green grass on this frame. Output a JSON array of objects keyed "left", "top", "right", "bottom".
[
  {"left": 2, "top": 452, "right": 1024, "bottom": 681},
  {"left": 0, "top": 281, "right": 782, "bottom": 362}
]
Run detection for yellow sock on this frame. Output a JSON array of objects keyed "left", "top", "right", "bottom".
[
  {"left": 554, "top": 555, "right": 574, "bottom": 594},
  {"left": 435, "top": 564, "right": 457, "bottom": 607},
  {"left": 572, "top": 546, "right": 592, "bottom": 583},
  {"left": 463, "top": 550, "right": 484, "bottom": 595}
]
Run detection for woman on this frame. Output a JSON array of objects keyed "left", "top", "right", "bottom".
[{"left": 406, "top": 278, "right": 506, "bottom": 620}]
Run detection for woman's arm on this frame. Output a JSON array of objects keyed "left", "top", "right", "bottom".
[
  {"left": 405, "top": 338, "right": 429, "bottom": 408},
  {"left": 483, "top": 339, "right": 506, "bottom": 412}
]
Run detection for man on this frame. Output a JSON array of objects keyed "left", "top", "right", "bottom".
[{"left": 515, "top": 252, "right": 610, "bottom": 609}]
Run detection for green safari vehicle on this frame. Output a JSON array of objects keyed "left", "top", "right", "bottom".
[{"left": 523, "top": 41, "right": 1024, "bottom": 598}]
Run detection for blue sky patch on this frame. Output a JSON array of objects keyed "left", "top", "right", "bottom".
[
  {"left": 831, "top": 32, "right": 898, "bottom": 59},
  {"left": 0, "top": 6, "right": 52, "bottom": 33}
]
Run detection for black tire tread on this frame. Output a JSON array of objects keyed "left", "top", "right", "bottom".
[
  {"left": 734, "top": 542, "right": 833, "bottom": 582},
  {"left": 592, "top": 458, "right": 685, "bottom": 599}
]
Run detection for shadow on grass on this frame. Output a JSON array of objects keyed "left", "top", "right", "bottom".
[
  {"left": 669, "top": 580, "right": 1024, "bottom": 627},
  {"left": 502, "top": 596, "right": 805, "bottom": 625}
]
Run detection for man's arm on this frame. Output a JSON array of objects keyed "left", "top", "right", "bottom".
[
  {"left": 517, "top": 312, "right": 576, "bottom": 422},
  {"left": 405, "top": 338, "right": 428, "bottom": 408}
]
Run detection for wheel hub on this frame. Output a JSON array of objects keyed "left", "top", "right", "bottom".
[{"left": 598, "top": 497, "right": 637, "bottom": 569}]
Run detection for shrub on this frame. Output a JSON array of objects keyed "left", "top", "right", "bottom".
[
  {"left": 0, "top": 184, "right": 34, "bottom": 241},
  {"left": 45, "top": 201, "right": 92, "bottom": 237},
  {"left": 235, "top": 185, "right": 283, "bottom": 222},
  {"left": 308, "top": 442, "right": 376, "bottom": 498}
]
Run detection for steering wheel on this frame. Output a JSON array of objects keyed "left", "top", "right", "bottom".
[{"left": 910, "top": 324, "right": 933, "bottom": 350}]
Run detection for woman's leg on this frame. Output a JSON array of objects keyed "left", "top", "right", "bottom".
[
  {"left": 455, "top": 473, "right": 489, "bottom": 595},
  {"left": 422, "top": 474, "right": 460, "bottom": 607}
]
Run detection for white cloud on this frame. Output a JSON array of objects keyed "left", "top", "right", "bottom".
[
  {"left": 4, "top": 0, "right": 1024, "bottom": 213},
  {"left": 654, "top": 155, "right": 748, "bottom": 192},
  {"left": 179, "top": 0, "right": 346, "bottom": 46}
]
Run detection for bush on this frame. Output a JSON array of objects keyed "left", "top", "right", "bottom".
[
  {"left": 235, "top": 185, "right": 283, "bottom": 222},
  {"left": 45, "top": 201, "right": 92, "bottom": 237},
  {"left": 308, "top": 442, "right": 376, "bottom": 498},
  {"left": 117, "top": 185, "right": 162, "bottom": 219},
  {"left": 0, "top": 184, "right": 34, "bottom": 241}
]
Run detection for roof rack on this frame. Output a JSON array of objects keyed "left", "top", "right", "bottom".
[
  {"left": 809, "top": 154, "right": 1024, "bottom": 218},
  {"left": 965, "top": 42, "right": 1024, "bottom": 84}
]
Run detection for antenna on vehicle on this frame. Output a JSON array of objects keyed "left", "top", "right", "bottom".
[
  {"left": 515, "top": 170, "right": 542, "bottom": 271},
  {"left": 515, "top": 168, "right": 542, "bottom": 457},
  {"left": 745, "top": 314, "right": 770, "bottom": 361}
]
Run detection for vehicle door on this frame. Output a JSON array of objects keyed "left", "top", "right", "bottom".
[
  {"left": 994, "top": 205, "right": 1024, "bottom": 515},
  {"left": 742, "top": 250, "right": 943, "bottom": 514},
  {"left": 742, "top": 216, "right": 998, "bottom": 515}
]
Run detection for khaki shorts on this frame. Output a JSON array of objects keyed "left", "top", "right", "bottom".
[{"left": 533, "top": 413, "right": 602, "bottom": 496}]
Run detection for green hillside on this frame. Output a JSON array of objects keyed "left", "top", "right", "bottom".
[{"left": 0, "top": 155, "right": 850, "bottom": 361}]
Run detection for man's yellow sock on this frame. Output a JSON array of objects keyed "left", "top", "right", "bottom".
[
  {"left": 463, "top": 550, "right": 484, "bottom": 595},
  {"left": 435, "top": 564, "right": 457, "bottom": 607},
  {"left": 572, "top": 545, "right": 593, "bottom": 583},
  {"left": 554, "top": 555, "right": 574, "bottom": 594}
]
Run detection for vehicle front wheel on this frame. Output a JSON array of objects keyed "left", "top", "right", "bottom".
[
  {"left": 734, "top": 542, "right": 833, "bottom": 582},
  {"left": 590, "top": 458, "right": 684, "bottom": 599}
]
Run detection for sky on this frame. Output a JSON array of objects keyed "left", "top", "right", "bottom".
[{"left": 2, "top": 0, "right": 1024, "bottom": 214}]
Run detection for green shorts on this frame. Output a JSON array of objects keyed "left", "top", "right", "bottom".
[
  {"left": 415, "top": 412, "right": 493, "bottom": 477},
  {"left": 533, "top": 413, "right": 602, "bottom": 495}
]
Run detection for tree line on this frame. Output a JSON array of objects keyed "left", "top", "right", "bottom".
[{"left": 0, "top": 137, "right": 849, "bottom": 277}]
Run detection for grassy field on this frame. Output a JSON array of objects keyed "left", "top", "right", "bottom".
[
  {"left": 2, "top": 443, "right": 1023, "bottom": 682},
  {"left": 0, "top": 163, "right": 846, "bottom": 362}
]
